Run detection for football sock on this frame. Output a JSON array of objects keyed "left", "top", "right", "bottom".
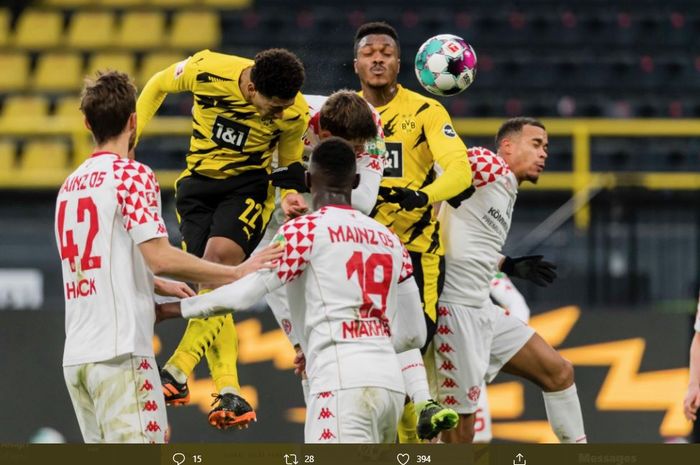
[
  {"left": 398, "top": 349, "right": 432, "bottom": 404},
  {"left": 543, "top": 383, "right": 587, "bottom": 443},
  {"left": 207, "top": 313, "right": 241, "bottom": 393},
  {"left": 163, "top": 363, "right": 188, "bottom": 384},
  {"left": 167, "top": 289, "right": 226, "bottom": 377},
  {"left": 397, "top": 402, "right": 421, "bottom": 443}
]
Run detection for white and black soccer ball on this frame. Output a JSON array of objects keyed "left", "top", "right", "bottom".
[{"left": 414, "top": 34, "right": 477, "bottom": 96}]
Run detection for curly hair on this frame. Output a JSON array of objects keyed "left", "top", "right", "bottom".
[
  {"left": 353, "top": 21, "right": 400, "bottom": 56},
  {"left": 320, "top": 90, "right": 377, "bottom": 143},
  {"left": 80, "top": 70, "right": 136, "bottom": 145},
  {"left": 251, "top": 48, "right": 305, "bottom": 100},
  {"left": 310, "top": 137, "right": 357, "bottom": 188}
]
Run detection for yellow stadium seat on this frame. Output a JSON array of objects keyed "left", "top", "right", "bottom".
[
  {"left": 0, "top": 9, "right": 10, "bottom": 47},
  {"left": 0, "top": 141, "right": 17, "bottom": 170},
  {"left": 66, "top": 11, "right": 116, "bottom": 50},
  {"left": 32, "top": 53, "right": 84, "bottom": 92},
  {"left": 20, "top": 140, "right": 70, "bottom": 172},
  {"left": 138, "top": 52, "right": 186, "bottom": 87},
  {"left": 0, "top": 53, "right": 30, "bottom": 92},
  {"left": 99, "top": 0, "right": 148, "bottom": 6},
  {"left": 42, "top": 0, "right": 96, "bottom": 7},
  {"left": 13, "top": 9, "right": 63, "bottom": 49},
  {"left": 169, "top": 10, "right": 220, "bottom": 50},
  {"left": 148, "top": 0, "right": 198, "bottom": 6},
  {"left": 116, "top": 11, "right": 164, "bottom": 49},
  {"left": 202, "top": 0, "right": 251, "bottom": 8},
  {"left": 55, "top": 95, "right": 83, "bottom": 121},
  {"left": 1, "top": 96, "right": 50, "bottom": 121},
  {"left": 87, "top": 52, "right": 136, "bottom": 78}
]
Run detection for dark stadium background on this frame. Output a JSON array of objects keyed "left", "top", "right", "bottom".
[{"left": 0, "top": 0, "right": 698, "bottom": 443}]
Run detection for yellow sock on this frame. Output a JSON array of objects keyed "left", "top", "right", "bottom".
[
  {"left": 398, "top": 401, "right": 421, "bottom": 443},
  {"left": 206, "top": 313, "right": 241, "bottom": 393},
  {"left": 166, "top": 289, "right": 225, "bottom": 377}
]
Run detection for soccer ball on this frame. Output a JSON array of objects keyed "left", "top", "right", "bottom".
[{"left": 414, "top": 34, "right": 477, "bottom": 96}]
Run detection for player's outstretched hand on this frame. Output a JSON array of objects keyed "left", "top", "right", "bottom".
[
  {"left": 379, "top": 186, "right": 429, "bottom": 211},
  {"left": 271, "top": 162, "right": 309, "bottom": 192},
  {"left": 502, "top": 255, "right": 557, "bottom": 287},
  {"left": 282, "top": 192, "right": 309, "bottom": 220},
  {"left": 155, "top": 302, "right": 182, "bottom": 323},
  {"left": 684, "top": 384, "right": 700, "bottom": 421},
  {"left": 154, "top": 277, "right": 196, "bottom": 298},
  {"left": 237, "top": 242, "right": 284, "bottom": 278},
  {"left": 446, "top": 185, "right": 476, "bottom": 208}
]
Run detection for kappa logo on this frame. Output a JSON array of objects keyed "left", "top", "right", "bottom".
[
  {"left": 140, "top": 380, "right": 154, "bottom": 392},
  {"left": 145, "top": 421, "right": 161, "bottom": 432},
  {"left": 318, "top": 428, "right": 336, "bottom": 440},
  {"left": 467, "top": 385, "right": 481, "bottom": 402},
  {"left": 440, "top": 360, "right": 456, "bottom": 371},
  {"left": 318, "top": 408, "right": 335, "bottom": 420},
  {"left": 443, "top": 395, "right": 458, "bottom": 406},
  {"left": 436, "top": 325, "right": 453, "bottom": 335},
  {"left": 437, "top": 306, "right": 451, "bottom": 317},
  {"left": 143, "top": 400, "right": 159, "bottom": 412},
  {"left": 317, "top": 391, "right": 334, "bottom": 399},
  {"left": 442, "top": 123, "right": 457, "bottom": 138},
  {"left": 437, "top": 343, "right": 455, "bottom": 353},
  {"left": 138, "top": 359, "right": 153, "bottom": 370},
  {"left": 441, "top": 378, "right": 458, "bottom": 388}
]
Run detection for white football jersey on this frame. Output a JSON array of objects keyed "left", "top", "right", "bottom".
[
  {"left": 439, "top": 147, "right": 519, "bottom": 307},
  {"left": 55, "top": 152, "right": 168, "bottom": 366},
  {"left": 267, "top": 206, "right": 412, "bottom": 395}
]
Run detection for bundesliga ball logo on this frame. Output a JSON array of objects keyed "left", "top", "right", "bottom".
[{"left": 414, "top": 34, "right": 477, "bottom": 97}]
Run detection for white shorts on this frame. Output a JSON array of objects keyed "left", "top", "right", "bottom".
[
  {"left": 63, "top": 354, "right": 167, "bottom": 443},
  {"left": 305, "top": 387, "right": 404, "bottom": 443},
  {"left": 432, "top": 300, "right": 535, "bottom": 414}
]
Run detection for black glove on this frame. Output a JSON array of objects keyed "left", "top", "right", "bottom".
[
  {"left": 270, "top": 162, "right": 308, "bottom": 192},
  {"left": 501, "top": 255, "right": 557, "bottom": 287},
  {"left": 446, "top": 185, "right": 476, "bottom": 209},
  {"left": 379, "top": 186, "right": 429, "bottom": 211}
]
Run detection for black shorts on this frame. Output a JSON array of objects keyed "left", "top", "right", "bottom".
[
  {"left": 408, "top": 250, "right": 446, "bottom": 353},
  {"left": 175, "top": 170, "right": 273, "bottom": 258}
]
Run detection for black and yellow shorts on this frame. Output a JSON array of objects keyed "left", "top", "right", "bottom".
[
  {"left": 408, "top": 250, "right": 445, "bottom": 352},
  {"left": 174, "top": 170, "right": 274, "bottom": 258}
]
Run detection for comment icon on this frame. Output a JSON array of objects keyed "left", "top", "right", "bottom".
[{"left": 172, "top": 453, "right": 186, "bottom": 465}]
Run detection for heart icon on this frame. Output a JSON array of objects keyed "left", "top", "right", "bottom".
[{"left": 396, "top": 453, "right": 410, "bottom": 465}]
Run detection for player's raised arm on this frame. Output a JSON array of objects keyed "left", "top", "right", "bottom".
[
  {"left": 420, "top": 103, "right": 472, "bottom": 204},
  {"left": 136, "top": 53, "right": 199, "bottom": 140}
]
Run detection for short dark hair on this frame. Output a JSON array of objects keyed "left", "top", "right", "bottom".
[
  {"left": 80, "top": 70, "right": 136, "bottom": 145},
  {"left": 320, "top": 90, "right": 377, "bottom": 143},
  {"left": 495, "top": 117, "right": 546, "bottom": 147},
  {"left": 310, "top": 137, "right": 357, "bottom": 188},
  {"left": 353, "top": 21, "right": 400, "bottom": 56},
  {"left": 251, "top": 48, "right": 305, "bottom": 100}
]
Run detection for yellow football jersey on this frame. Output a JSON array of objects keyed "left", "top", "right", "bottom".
[
  {"left": 137, "top": 49, "right": 309, "bottom": 180},
  {"left": 363, "top": 85, "right": 471, "bottom": 255}
]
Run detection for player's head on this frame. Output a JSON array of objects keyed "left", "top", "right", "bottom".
[
  {"left": 353, "top": 22, "right": 400, "bottom": 89},
  {"left": 496, "top": 117, "right": 548, "bottom": 184},
  {"left": 248, "top": 48, "right": 305, "bottom": 120},
  {"left": 318, "top": 90, "right": 378, "bottom": 152},
  {"left": 80, "top": 70, "right": 137, "bottom": 153},
  {"left": 306, "top": 137, "right": 359, "bottom": 196}
]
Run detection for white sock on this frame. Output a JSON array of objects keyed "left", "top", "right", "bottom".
[
  {"left": 163, "top": 364, "right": 188, "bottom": 384},
  {"left": 220, "top": 387, "right": 239, "bottom": 395},
  {"left": 398, "top": 349, "right": 432, "bottom": 404},
  {"left": 542, "top": 383, "right": 587, "bottom": 443},
  {"left": 301, "top": 379, "right": 309, "bottom": 406}
]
